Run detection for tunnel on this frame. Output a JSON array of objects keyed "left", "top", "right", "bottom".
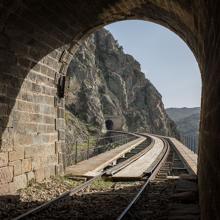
[
  {"left": 105, "top": 120, "right": 114, "bottom": 131},
  {"left": 0, "top": 1, "right": 219, "bottom": 219}
]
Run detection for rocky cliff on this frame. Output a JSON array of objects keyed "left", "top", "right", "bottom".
[{"left": 65, "top": 29, "right": 179, "bottom": 143}]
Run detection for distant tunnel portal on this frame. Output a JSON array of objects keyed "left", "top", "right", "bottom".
[{"left": 105, "top": 119, "right": 114, "bottom": 130}]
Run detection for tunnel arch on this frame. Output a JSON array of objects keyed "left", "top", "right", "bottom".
[
  {"left": 0, "top": 1, "right": 219, "bottom": 219},
  {"left": 105, "top": 120, "right": 114, "bottom": 131}
]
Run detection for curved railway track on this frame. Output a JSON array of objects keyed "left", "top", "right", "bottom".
[
  {"left": 117, "top": 137, "right": 171, "bottom": 220},
  {"left": 13, "top": 133, "right": 194, "bottom": 220}
]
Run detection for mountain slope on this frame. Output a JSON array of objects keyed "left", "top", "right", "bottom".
[
  {"left": 166, "top": 107, "right": 200, "bottom": 122},
  {"left": 65, "top": 29, "right": 180, "bottom": 142},
  {"left": 166, "top": 107, "right": 200, "bottom": 137},
  {"left": 177, "top": 113, "right": 200, "bottom": 136}
]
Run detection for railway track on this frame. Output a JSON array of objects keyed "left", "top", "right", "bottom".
[
  {"left": 116, "top": 136, "right": 199, "bottom": 220},
  {"left": 13, "top": 134, "right": 197, "bottom": 220},
  {"left": 12, "top": 133, "right": 151, "bottom": 220},
  {"left": 116, "top": 137, "right": 170, "bottom": 220},
  {"left": 117, "top": 139, "right": 172, "bottom": 220}
]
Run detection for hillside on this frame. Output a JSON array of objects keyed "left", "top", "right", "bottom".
[
  {"left": 166, "top": 107, "right": 200, "bottom": 122},
  {"left": 65, "top": 29, "right": 180, "bottom": 144},
  {"left": 166, "top": 107, "right": 200, "bottom": 137}
]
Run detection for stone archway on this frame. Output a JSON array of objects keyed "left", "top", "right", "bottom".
[
  {"left": 105, "top": 120, "right": 114, "bottom": 131},
  {"left": 0, "top": 1, "right": 219, "bottom": 219}
]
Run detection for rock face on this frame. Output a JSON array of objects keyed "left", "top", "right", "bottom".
[{"left": 65, "top": 29, "right": 179, "bottom": 139}]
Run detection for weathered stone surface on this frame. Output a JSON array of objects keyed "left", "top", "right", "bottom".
[
  {"left": 32, "top": 157, "right": 46, "bottom": 170},
  {"left": 34, "top": 168, "right": 45, "bottom": 182},
  {"left": 24, "top": 146, "right": 39, "bottom": 159},
  {"left": 47, "top": 154, "right": 58, "bottom": 164},
  {"left": 1, "top": 129, "right": 14, "bottom": 152},
  {"left": 55, "top": 141, "right": 63, "bottom": 154},
  {"left": 9, "top": 174, "right": 27, "bottom": 192},
  {"left": 26, "top": 171, "right": 35, "bottom": 183},
  {"left": 0, "top": 183, "right": 9, "bottom": 195},
  {"left": 54, "top": 97, "right": 65, "bottom": 108},
  {"left": 25, "top": 144, "right": 56, "bottom": 159},
  {"left": 0, "top": 166, "right": 13, "bottom": 184},
  {"left": 55, "top": 118, "right": 65, "bottom": 130},
  {"left": 44, "top": 166, "right": 51, "bottom": 179},
  {"left": 49, "top": 165, "right": 56, "bottom": 176},
  {"left": 0, "top": 152, "right": 8, "bottom": 167},
  {"left": 9, "top": 147, "right": 24, "bottom": 162},
  {"left": 58, "top": 129, "right": 65, "bottom": 140},
  {"left": 9, "top": 160, "right": 22, "bottom": 176},
  {"left": 57, "top": 107, "right": 65, "bottom": 118},
  {"left": 58, "top": 152, "right": 64, "bottom": 164},
  {"left": 55, "top": 164, "right": 64, "bottom": 175},
  {"left": 13, "top": 133, "right": 33, "bottom": 146},
  {"left": 22, "top": 158, "right": 32, "bottom": 173}
]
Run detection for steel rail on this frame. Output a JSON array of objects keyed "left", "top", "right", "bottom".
[
  {"left": 13, "top": 132, "right": 153, "bottom": 220},
  {"left": 106, "top": 135, "right": 154, "bottom": 176},
  {"left": 13, "top": 172, "right": 104, "bottom": 220},
  {"left": 116, "top": 137, "right": 170, "bottom": 220}
]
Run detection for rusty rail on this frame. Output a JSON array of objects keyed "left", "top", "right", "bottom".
[
  {"left": 116, "top": 136, "right": 170, "bottom": 220},
  {"left": 13, "top": 132, "right": 150, "bottom": 220}
]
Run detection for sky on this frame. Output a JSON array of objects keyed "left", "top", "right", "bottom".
[{"left": 105, "top": 20, "right": 201, "bottom": 108}]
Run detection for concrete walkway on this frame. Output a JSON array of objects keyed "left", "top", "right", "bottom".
[
  {"left": 113, "top": 135, "right": 164, "bottom": 179},
  {"left": 65, "top": 135, "right": 145, "bottom": 177},
  {"left": 169, "top": 138, "right": 198, "bottom": 174}
]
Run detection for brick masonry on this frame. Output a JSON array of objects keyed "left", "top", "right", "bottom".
[{"left": 0, "top": 1, "right": 219, "bottom": 219}]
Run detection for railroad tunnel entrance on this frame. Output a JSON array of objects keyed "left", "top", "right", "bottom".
[
  {"left": 105, "top": 120, "right": 114, "bottom": 131},
  {"left": 0, "top": 1, "right": 219, "bottom": 219}
]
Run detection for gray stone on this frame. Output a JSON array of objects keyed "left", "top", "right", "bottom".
[
  {"left": 0, "top": 152, "right": 8, "bottom": 167},
  {"left": 9, "top": 160, "right": 22, "bottom": 176},
  {"left": 26, "top": 171, "right": 35, "bottom": 183},
  {"left": 0, "top": 166, "right": 13, "bottom": 184},
  {"left": 10, "top": 174, "right": 27, "bottom": 192},
  {"left": 22, "top": 158, "right": 32, "bottom": 173}
]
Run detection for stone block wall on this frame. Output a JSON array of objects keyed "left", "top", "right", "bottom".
[
  {"left": 0, "top": 2, "right": 219, "bottom": 219},
  {"left": 0, "top": 48, "right": 69, "bottom": 193},
  {"left": 0, "top": 0, "right": 85, "bottom": 194}
]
